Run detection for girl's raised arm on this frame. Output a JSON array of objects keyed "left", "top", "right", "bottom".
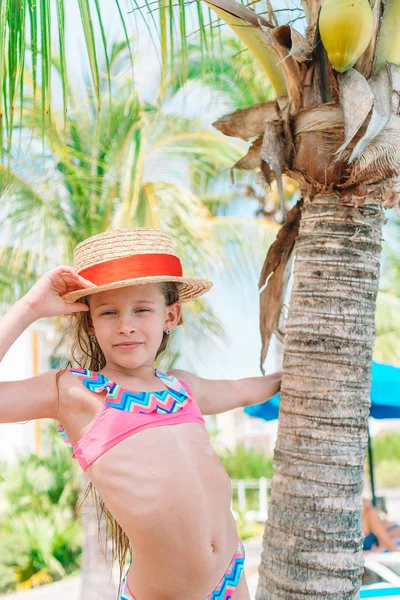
[{"left": 0, "top": 266, "right": 95, "bottom": 424}]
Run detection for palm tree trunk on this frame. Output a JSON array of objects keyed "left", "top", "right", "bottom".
[
  {"left": 257, "top": 192, "right": 385, "bottom": 599},
  {"left": 80, "top": 477, "right": 118, "bottom": 600}
]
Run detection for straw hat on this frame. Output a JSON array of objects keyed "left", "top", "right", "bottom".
[{"left": 62, "top": 228, "right": 213, "bottom": 304}]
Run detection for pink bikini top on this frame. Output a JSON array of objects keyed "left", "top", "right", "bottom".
[{"left": 57, "top": 368, "right": 205, "bottom": 471}]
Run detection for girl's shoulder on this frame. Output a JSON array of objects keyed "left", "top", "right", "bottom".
[
  {"left": 56, "top": 367, "right": 102, "bottom": 419},
  {"left": 168, "top": 369, "right": 198, "bottom": 396},
  {"left": 57, "top": 366, "right": 102, "bottom": 387},
  {"left": 167, "top": 368, "right": 194, "bottom": 380}
]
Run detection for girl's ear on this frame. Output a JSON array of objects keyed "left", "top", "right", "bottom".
[{"left": 164, "top": 302, "right": 182, "bottom": 330}]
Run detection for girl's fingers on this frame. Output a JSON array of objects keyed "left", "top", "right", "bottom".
[
  {"left": 55, "top": 269, "right": 96, "bottom": 289},
  {"left": 78, "top": 276, "right": 97, "bottom": 287},
  {"left": 62, "top": 277, "right": 96, "bottom": 290},
  {"left": 66, "top": 303, "right": 90, "bottom": 313},
  {"left": 63, "top": 272, "right": 96, "bottom": 288},
  {"left": 56, "top": 265, "right": 77, "bottom": 275}
]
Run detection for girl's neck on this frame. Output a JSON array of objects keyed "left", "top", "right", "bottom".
[{"left": 101, "top": 363, "right": 158, "bottom": 382}]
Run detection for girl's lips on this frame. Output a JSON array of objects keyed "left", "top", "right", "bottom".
[{"left": 114, "top": 342, "right": 143, "bottom": 350}]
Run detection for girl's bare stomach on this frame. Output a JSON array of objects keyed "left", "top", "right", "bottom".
[{"left": 87, "top": 422, "right": 248, "bottom": 600}]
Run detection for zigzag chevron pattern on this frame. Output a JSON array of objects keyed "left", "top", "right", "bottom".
[
  {"left": 119, "top": 577, "right": 135, "bottom": 600},
  {"left": 56, "top": 423, "right": 72, "bottom": 448},
  {"left": 118, "top": 539, "right": 245, "bottom": 600},
  {"left": 206, "top": 539, "right": 245, "bottom": 600},
  {"left": 69, "top": 368, "right": 189, "bottom": 414}
]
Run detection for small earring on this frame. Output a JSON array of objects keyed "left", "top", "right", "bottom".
[
  {"left": 90, "top": 335, "right": 97, "bottom": 343},
  {"left": 165, "top": 329, "right": 171, "bottom": 335}
]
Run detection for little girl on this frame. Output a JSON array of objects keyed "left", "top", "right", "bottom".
[{"left": 0, "top": 228, "right": 281, "bottom": 600}]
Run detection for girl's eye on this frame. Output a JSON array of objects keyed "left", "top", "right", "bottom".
[{"left": 100, "top": 309, "right": 150, "bottom": 315}]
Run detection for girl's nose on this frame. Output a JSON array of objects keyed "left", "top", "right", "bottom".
[{"left": 118, "top": 316, "right": 137, "bottom": 334}]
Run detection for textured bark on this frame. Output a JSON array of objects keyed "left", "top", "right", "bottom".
[{"left": 256, "top": 193, "right": 385, "bottom": 600}]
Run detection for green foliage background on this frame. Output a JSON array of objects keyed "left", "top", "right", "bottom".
[
  {"left": 0, "top": 426, "right": 82, "bottom": 594},
  {"left": 370, "top": 432, "right": 400, "bottom": 487},
  {"left": 219, "top": 444, "right": 274, "bottom": 479}
]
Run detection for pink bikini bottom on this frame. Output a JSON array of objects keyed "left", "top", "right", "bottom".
[{"left": 119, "top": 538, "right": 245, "bottom": 600}]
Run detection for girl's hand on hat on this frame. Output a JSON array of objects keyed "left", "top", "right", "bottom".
[{"left": 21, "top": 265, "right": 96, "bottom": 319}]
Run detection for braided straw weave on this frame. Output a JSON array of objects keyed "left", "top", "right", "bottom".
[{"left": 62, "top": 228, "right": 213, "bottom": 304}]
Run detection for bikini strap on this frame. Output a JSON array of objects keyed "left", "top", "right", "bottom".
[
  {"left": 57, "top": 423, "right": 73, "bottom": 449},
  {"left": 67, "top": 367, "right": 190, "bottom": 414},
  {"left": 68, "top": 368, "right": 116, "bottom": 394},
  {"left": 69, "top": 368, "right": 189, "bottom": 397},
  {"left": 103, "top": 369, "right": 190, "bottom": 413},
  {"left": 155, "top": 369, "right": 189, "bottom": 399}
]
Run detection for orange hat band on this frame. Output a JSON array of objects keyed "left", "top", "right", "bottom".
[{"left": 79, "top": 254, "right": 183, "bottom": 287}]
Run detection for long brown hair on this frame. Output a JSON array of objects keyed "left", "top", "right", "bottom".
[{"left": 55, "top": 282, "right": 182, "bottom": 590}]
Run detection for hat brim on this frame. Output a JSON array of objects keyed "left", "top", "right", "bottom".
[{"left": 62, "top": 275, "right": 213, "bottom": 304}]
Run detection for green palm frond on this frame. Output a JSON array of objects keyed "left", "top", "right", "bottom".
[
  {"left": 2, "top": 0, "right": 289, "bottom": 153},
  {"left": 147, "top": 130, "right": 244, "bottom": 190},
  {"left": 169, "top": 214, "right": 279, "bottom": 372},
  {"left": 2, "top": 59, "right": 246, "bottom": 253},
  {"left": 165, "top": 35, "right": 275, "bottom": 108},
  {"left": 4, "top": 511, "right": 80, "bottom": 583},
  {"left": 0, "top": 243, "right": 53, "bottom": 308},
  {"left": 0, "top": 423, "right": 82, "bottom": 592},
  {"left": 208, "top": 215, "right": 279, "bottom": 279},
  {"left": 129, "top": 0, "right": 288, "bottom": 96},
  {"left": 1, "top": 2, "right": 134, "bottom": 156}
]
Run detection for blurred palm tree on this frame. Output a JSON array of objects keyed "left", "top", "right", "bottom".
[
  {"left": 165, "top": 35, "right": 276, "bottom": 107},
  {"left": 165, "top": 34, "right": 300, "bottom": 223}
]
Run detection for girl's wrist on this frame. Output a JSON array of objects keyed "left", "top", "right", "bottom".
[{"left": 14, "top": 298, "right": 40, "bottom": 326}]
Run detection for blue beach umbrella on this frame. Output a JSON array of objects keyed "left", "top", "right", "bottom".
[
  {"left": 245, "top": 361, "right": 400, "bottom": 505},
  {"left": 369, "top": 362, "right": 400, "bottom": 419}
]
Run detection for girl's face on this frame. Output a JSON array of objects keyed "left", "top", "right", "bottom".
[{"left": 88, "top": 283, "right": 181, "bottom": 371}]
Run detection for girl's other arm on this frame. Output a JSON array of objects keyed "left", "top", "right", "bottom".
[{"left": 170, "top": 370, "right": 282, "bottom": 416}]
